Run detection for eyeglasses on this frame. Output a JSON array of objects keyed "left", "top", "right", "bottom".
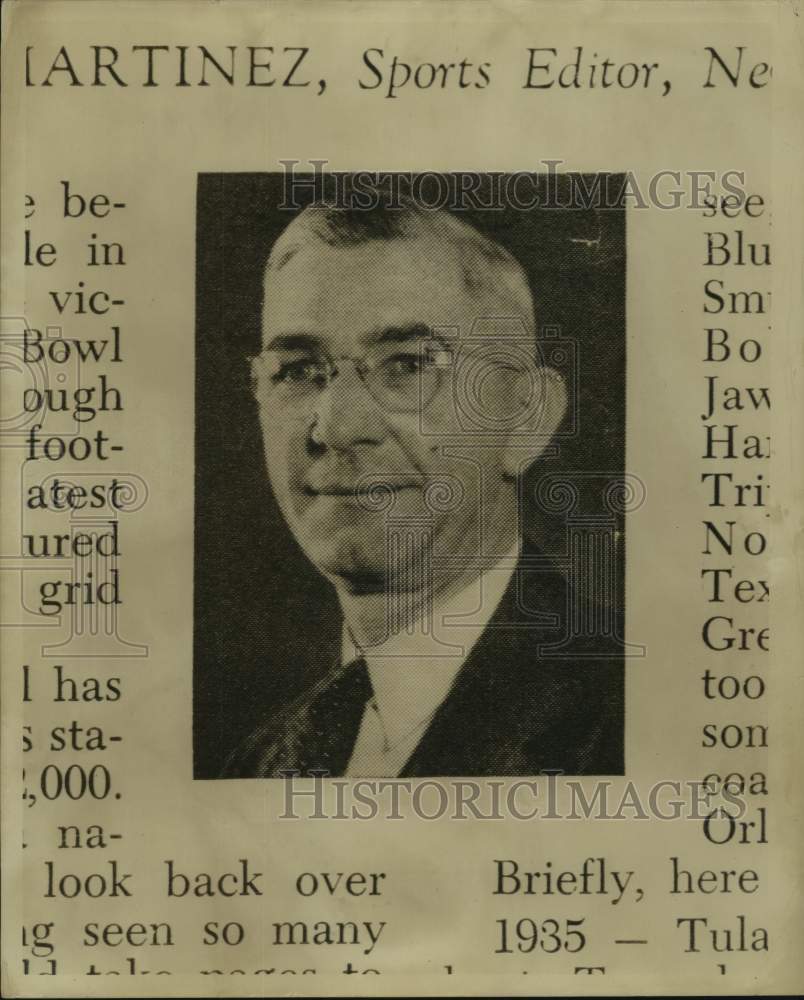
[{"left": 250, "top": 341, "right": 455, "bottom": 414}]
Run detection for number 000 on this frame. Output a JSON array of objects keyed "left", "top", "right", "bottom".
[{"left": 40, "top": 764, "right": 112, "bottom": 800}]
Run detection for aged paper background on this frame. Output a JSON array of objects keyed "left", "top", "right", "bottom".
[{"left": 1, "top": 0, "right": 802, "bottom": 995}]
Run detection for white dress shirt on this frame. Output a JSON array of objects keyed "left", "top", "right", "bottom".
[{"left": 343, "top": 544, "right": 520, "bottom": 777}]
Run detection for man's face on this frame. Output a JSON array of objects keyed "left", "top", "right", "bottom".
[{"left": 256, "top": 235, "right": 525, "bottom": 592}]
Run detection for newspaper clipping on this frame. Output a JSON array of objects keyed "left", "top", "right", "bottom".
[{"left": 1, "top": 0, "right": 802, "bottom": 996}]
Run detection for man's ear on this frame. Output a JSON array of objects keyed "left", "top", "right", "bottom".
[{"left": 502, "top": 367, "right": 568, "bottom": 479}]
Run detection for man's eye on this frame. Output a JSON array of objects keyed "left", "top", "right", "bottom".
[
  {"left": 382, "top": 353, "right": 422, "bottom": 377},
  {"left": 272, "top": 359, "right": 326, "bottom": 385}
]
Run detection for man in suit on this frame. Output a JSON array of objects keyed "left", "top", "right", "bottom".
[{"left": 224, "top": 196, "right": 623, "bottom": 778}]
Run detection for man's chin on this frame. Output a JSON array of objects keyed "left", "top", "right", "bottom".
[
  {"left": 299, "top": 537, "right": 388, "bottom": 593},
  {"left": 291, "top": 503, "right": 438, "bottom": 594}
]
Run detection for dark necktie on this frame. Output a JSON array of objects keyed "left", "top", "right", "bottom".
[{"left": 296, "top": 657, "right": 373, "bottom": 777}]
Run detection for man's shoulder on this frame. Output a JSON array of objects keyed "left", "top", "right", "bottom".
[
  {"left": 399, "top": 546, "right": 625, "bottom": 777},
  {"left": 222, "top": 544, "right": 625, "bottom": 779},
  {"left": 220, "top": 676, "right": 324, "bottom": 779}
]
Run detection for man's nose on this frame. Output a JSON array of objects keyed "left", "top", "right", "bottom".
[{"left": 310, "top": 363, "right": 384, "bottom": 451}]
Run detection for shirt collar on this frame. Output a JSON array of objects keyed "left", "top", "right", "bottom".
[{"left": 341, "top": 542, "right": 520, "bottom": 746}]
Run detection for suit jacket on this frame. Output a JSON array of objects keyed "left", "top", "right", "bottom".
[{"left": 222, "top": 548, "right": 624, "bottom": 778}]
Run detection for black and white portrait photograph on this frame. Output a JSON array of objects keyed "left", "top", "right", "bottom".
[{"left": 194, "top": 172, "right": 627, "bottom": 779}]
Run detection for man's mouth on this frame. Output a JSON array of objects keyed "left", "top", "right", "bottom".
[
  {"left": 302, "top": 482, "right": 420, "bottom": 498},
  {"left": 304, "top": 486, "right": 358, "bottom": 497}
]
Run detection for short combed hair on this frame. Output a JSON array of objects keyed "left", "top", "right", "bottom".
[{"left": 265, "top": 194, "right": 536, "bottom": 332}]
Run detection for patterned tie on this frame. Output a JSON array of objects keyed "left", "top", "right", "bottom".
[{"left": 296, "top": 657, "right": 373, "bottom": 776}]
